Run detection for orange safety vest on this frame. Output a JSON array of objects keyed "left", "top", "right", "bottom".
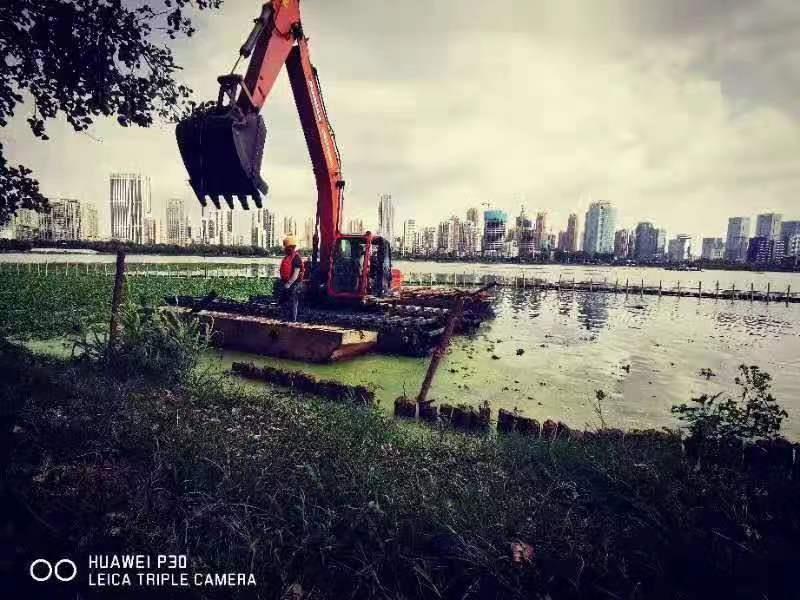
[{"left": 279, "top": 251, "right": 301, "bottom": 282}]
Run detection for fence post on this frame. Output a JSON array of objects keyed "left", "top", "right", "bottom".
[{"left": 108, "top": 251, "right": 127, "bottom": 349}]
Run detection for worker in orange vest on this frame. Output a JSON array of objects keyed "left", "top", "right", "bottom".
[{"left": 279, "top": 236, "right": 303, "bottom": 322}]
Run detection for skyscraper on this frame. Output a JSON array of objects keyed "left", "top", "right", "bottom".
[
  {"left": 110, "top": 174, "right": 151, "bottom": 244},
  {"left": 80, "top": 204, "right": 98, "bottom": 240},
  {"left": 667, "top": 235, "right": 692, "bottom": 262},
  {"left": 346, "top": 219, "right": 364, "bottom": 233},
  {"left": 143, "top": 214, "right": 158, "bottom": 245},
  {"left": 725, "top": 217, "right": 751, "bottom": 262},
  {"left": 378, "top": 193, "right": 395, "bottom": 242},
  {"left": 516, "top": 207, "right": 535, "bottom": 258},
  {"left": 466, "top": 207, "right": 479, "bottom": 227},
  {"left": 166, "top": 198, "right": 187, "bottom": 246},
  {"left": 533, "top": 212, "right": 547, "bottom": 250},
  {"left": 282, "top": 216, "right": 297, "bottom": 238},
  {"left": 47, "top": 198, "right": 82, "bottom": 241},
  {"left": 558, "top": 213, "right": 579, "bottom": 252},
  {"left": 634, "top": 222, "right": 659, "bottom": 261},
  {"left": 419, "top": 227, "right": 437, "bottom": 255},
  {"left": 482, "top": 210, "right": 507, "bottom": 256},
  {"left": 264, "top": 209, "right": 277, "bottom": 249},
  {"left": 438, "top": 216, "right": 461, "bottom": 255},
  {"left": 402, "top": 219, "right": 417, "bottom": 255},
  {"left": 582, "top": 201, "right": 616, "bottom": 256},
  {"left": 701, "top": 238, "right": 725, "bottom": 260},
  {"left": 303, "top": 218, "right": 315, "bottom": 250},
  {"left": 613, "top": 229, "right": 631, "bottom": 259},
  {"left": 755, "top": 213, "right": 782, "bottom": 240}
]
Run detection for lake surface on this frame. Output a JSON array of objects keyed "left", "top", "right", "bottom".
[
  {"left": 209, "top": 288, "right": 800, "bottom": 438},
  {"left": 5, "top": 253, "right": 799, "bottom": 437}
]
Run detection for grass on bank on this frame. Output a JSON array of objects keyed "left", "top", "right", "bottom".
[{"left": 2, "top": 321, "right": 799, "bottom": 600}]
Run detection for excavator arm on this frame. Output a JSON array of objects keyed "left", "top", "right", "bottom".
[{"left": 176, "top": 0, "right": 344, "bottom": 273}]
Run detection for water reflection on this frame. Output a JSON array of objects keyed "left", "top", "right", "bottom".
[{"left": 576, "top": 291, "right": 611, "bottom": 331}]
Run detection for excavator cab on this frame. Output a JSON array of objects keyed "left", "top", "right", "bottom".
[
  {"left": 328, "top": 233, "right": 398, "bottom": 300},
  {"left": 176, "top": 75, "right": 268, "bottom": 210}
]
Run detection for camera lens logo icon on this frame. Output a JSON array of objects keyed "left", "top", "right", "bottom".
[{"left": 30, "top": 559, "right": 77, "bottom": 583}]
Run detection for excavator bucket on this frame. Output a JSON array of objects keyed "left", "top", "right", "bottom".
[{"left": 176, "top": 106, "right": 268, "bottom": 210}]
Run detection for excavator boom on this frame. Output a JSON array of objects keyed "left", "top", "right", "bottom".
[{"left": 176, "top": 0, "right": 343, "bottom": 273}]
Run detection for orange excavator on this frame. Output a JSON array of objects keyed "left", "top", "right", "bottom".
[
  {"left": 173, "top": 0, "right": 495, "bottom": 358},
  {"left": 176, "top": 0, "right": 399, "bottom": 302}
]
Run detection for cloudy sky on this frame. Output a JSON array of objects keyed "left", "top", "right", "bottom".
[{"left": 5, "top": 0, "right": 800, "bottom": 239}]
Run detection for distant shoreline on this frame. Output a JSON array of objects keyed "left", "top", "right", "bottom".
[{"left": 1, "top": 239, "right": 798, "bottom": 273}]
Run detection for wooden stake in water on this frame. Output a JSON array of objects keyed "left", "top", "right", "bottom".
[
  {"left": 417, "top": 295, "right": 465, "bottom": 404},
  {"left": 766, "top": 282, "right": 771, "bottom": 303}
]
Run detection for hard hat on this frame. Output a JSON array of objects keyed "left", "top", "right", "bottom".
[{"left": 283, "top": 236, "right": 297, "bottom": 248}]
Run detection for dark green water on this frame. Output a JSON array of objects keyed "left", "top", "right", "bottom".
[{"left": 204, "top": 288, "right": 800, "bottom": 438}]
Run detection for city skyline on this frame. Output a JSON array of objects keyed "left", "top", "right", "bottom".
[{"left": 4, "top": 1, "right": 800, "bottom": 241}]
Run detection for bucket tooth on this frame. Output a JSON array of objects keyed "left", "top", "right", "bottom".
[
  {"left": 210, "top": 195, "right": 222, "bottom": 210},
  {"left": 223, "top": 194, "right": 235, "bottom": 210},
  {"left": 239, "top": 195, "right": 250, "bottom": 210}
]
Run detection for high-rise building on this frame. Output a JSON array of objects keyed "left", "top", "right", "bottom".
[
  {"left": 402, "top": 219, "right": 417, "bottom": 255},
  {"left": 563, "top": 213, "right": 579, "bottom": 252},
  {"left": 747, "top": 237, "right": 785, "bottom": 265},
  {"left": 166, "top": 198, "right": 187, "bottom": 246},
  {"left": 780, "top": 221, "right": 800, "bottom": 257},
  {"left": 80, "top": 204, "right": 98, "bottom": 240},
  {"left": 110, "top": 174, "right": 151, "bottom": 244},
  {"left": 482, "top": 210, "right": 507, "bottom": 256},
  {"left": 466, "top": 207, "right": 480, "bottom": 227},
  {"left": 786, "top": 234, "right": 800, "bottom": 257},
  {"left": 6, "top": 209, "right": 41, "bottom": 241},
  {"left": 143, "top": 214, "right": 158, "bottom": 245},
  {"left": 302, "top": 218, "right": 315, "bottom": 250},
  {"left": 282, "top": 216, "right": 297, "bottom": 237},
  {"left": 701, "top": 238, "right": 725, "bottom": 260},
  {"left": 264, "top": 209, "right": 277, "bottom": 248},
  {"left": 582, "top": 201, "right": 616, "bottom": 256},
  {"left": 725, "top": 217, "right": 751, "bottom": 262},
  {"left": 634, "top": 222, "right": 659, "bottom": 261},
  {"left": 516, "top": 208, "right": 535, "bottom": 258},
  {"left": 755, "top": 213, "right": 782, "bottom": 241},
  {"left": 346, "top": 219, "right": 364, "bottom": 234},
  {"left": 613, "top": 229, "right": 631, "bottom": 259},
  {"left": 532, "top": 212, "right": 548, "bottom": 251},
  {"left": 45, "top": 198, "right": 82, "bottom": 241},
  {"left": 667, "top": 234, "right": 692, "bottom": 262},
  {"left": 438, "top": 216, "right": 461, "bottom": 255},
  {"left": 459, "top": 221, "right": 479, "bottom": 256},
  {"left": 419, "top": 227, "right": 437, "bottom": 255},
  {"left": 378, "top": 193, "right": 395, "bottom": 242},
  {"left": 200, "top": 206, "right": 234, "bottom": 246}
]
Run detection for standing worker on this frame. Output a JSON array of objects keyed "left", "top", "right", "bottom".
[{"left": 279, "top": 236, "right": 303, "bottom": 322}]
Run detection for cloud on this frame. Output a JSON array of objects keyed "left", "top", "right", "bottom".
[{"left": 4, "top": 0, "right": 800, "bottom": 240}]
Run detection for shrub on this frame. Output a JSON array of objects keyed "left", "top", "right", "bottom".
[
  {"left": 672, "top": 365, "right": 788, "bottom": 444},
  {"left": 70, "top": 304, "right": 209, "bottom": 384}
]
